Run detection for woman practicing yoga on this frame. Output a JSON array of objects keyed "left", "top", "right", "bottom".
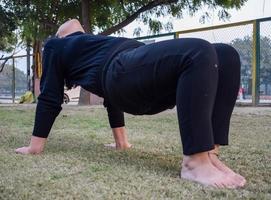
[{"left": 16, "top": 19, "right": 246, "bottom": 188}]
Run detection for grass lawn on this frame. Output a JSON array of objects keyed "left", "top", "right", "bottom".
[{"left": 0, "top": 105, "right": 270, "bottom": 199}]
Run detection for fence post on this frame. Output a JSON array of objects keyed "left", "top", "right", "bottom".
[
  {"left": 174, "top": 32, "right": 179, "bottom": 39},
  {"left": 252, "top": 20, "right": 260, "bottom": 106},
  {"left": 26, "top": 42, "right": 31, "bottom": 91},
  {"left": 12, "top": 58, "right": 15, "bottom": 103}
]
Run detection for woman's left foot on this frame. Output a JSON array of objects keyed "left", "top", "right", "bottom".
[
  {"left": 208, "top": 152, "right": 246, "bottom": 187},
  {"left": 104, "top": 143, "right": 132, "bottom": 150}
]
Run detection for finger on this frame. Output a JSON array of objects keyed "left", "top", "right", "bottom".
[
  {"left": 15, "top": 147, "right": 28, "bottom": 154},
  {"left": 104, "top": 143, "right": 117, "bottom": 149}
]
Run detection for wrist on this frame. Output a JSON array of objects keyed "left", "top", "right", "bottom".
[
  {"left": 29, "top": 136, "right": 47, "bottom": 153},
  {"left": 112, "top": 127, "right": 131, "bottom": 149}
]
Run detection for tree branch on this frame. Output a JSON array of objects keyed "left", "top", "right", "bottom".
[
  {"left": 100, "top": 0, "right": 178, "bottom": 35},
  {"left": 39, "top": 19, "right": 58, "bottom": 29},
  {"left": 0, "top": 54, "right": 13, "bottom": 73}
]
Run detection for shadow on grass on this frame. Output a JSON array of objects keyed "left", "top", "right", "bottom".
[{"left": 46, "top": 136, "right": 181, "bottom": 177}]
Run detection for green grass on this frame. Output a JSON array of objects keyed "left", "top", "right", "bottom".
[{"left": 0, "top": 105, "right": 270, "bottom": 200}]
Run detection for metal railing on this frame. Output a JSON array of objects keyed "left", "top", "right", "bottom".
[{"left": 0, "top": 54, "right": 32, "bottom": 103}]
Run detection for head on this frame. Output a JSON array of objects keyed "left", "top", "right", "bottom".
[{"left": 56, "top": 19, "right": 85, "bottom": 38}]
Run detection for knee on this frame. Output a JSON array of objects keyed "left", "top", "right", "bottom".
[
  {"left": 214, "top": 43, "right": 239, "bottom": 54},
  {"left": 187, "top": 38, "right": 218, "bottom": 65},
  {"left": 213, "top": 43, "right": 240, "bottom": 63},
  {"left": 213, "top": 43, "right": 241, "bottom": 70}
]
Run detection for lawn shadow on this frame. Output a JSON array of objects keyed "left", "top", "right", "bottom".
[{"left": 46, "top": 137, "right": 181, "bottom": 177}]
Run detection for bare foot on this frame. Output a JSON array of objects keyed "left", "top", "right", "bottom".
[
  {"left": 181, "top": 152, "right": 238, "bottom": 188},
  {"left": 104, "top": 143, "right": 132, "bottom": 150},
  {"left": 15, "top": 146, "right": 42, "bottom": 155},
  {"left": 208, "top": 152, "right": 246, "bottom": 187}
]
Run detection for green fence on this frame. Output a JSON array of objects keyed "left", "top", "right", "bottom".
[
  {"left": 135, "top": 17, "right": 271, "bottom": 106},
  {"left": 0, "top": 55, "right": 32, "bottom": 103}
]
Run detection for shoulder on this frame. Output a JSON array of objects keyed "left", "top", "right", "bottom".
[{"left": 44, "top": 37, "right": 63, "bottom": 50}]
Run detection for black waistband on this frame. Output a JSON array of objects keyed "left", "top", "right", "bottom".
[{"left": 99, "top": 39, "right": 144, "bottom": 98}]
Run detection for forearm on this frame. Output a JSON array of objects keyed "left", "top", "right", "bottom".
[
  {"left": 32, "top": 96, "right": 62, "bottom": 138},
  {"left": 29, "top": 136, "right": 47, "bottom": 153}
]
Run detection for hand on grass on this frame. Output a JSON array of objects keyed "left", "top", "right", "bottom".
[
  {"left": 15, "top": 136, "right": 46, "bottom": 155},
  {"left": 110, "top": 127, "right": 132, "bottom": 150},
  {"left": 104, "top": 143, "right": 132, "bottom": 150},
  {"left": 15, "top": 146, "right": 42, "bottom": 155}
]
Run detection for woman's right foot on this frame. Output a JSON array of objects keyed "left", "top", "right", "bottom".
[
  {"left": 208, "top": 152, "right": 246, "bottom": 187},
  {"left": 180, "top": 152, "right": 241, "bottom": 188}
]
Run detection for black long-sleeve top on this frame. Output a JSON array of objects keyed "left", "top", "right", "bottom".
[{"left": 32, "top": 32, "right": 143, "bottom": 138}]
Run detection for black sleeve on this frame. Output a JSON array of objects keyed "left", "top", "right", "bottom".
[
  {"left": 32, "top": 42, "right": 64, "bottom": 138},
  {"left": 103, "top": 99, "right": 125, "bottom": 128}
]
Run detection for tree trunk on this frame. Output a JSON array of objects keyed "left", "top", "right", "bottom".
[
  {"left": 78, "top": 0, "right": 91, "bottom": 105},
  {"left": 81, "top": 0, "right": 91, "bottom": 33},
  {"left": 33, "top": 40, "right": 42, "bottom": 99}
]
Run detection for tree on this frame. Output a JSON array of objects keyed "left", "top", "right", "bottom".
[
  {"left": 0, "top": 63, "right": 27, "bottom": 92},
  {"left": 0, "top": 5, "right": 17, "bottom": 52},
  {"left": 79, "top": 0, "right": 92, "bottom": 105},
  {"left": 231, "top": 36, "right": 271, "bottom": 95},
  {"left": 1, "top": 0, "right": 248, "bottom": 104},
  {"left": 259, "top": 36, "right": 271, "bottom": 95}
]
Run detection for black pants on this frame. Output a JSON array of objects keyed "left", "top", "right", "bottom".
[{"left": 105, "top": 38, "right": 240, "bottom": 155}]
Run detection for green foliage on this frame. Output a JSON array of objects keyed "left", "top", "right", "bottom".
[
  {"left": 1, "top": 0, "right": 78, "bottom": 42},
  {"left": 0, "top": 4, "right": 17, "bottom": 51},
  {"left": 231, "top": 36, "right": 271, "bottom": 94},
  {"left": 0, "top": 0, "right": 248, "bottom": 46},
  {"left": 89, "top": 0, "right": 246, "bottom": 34}
]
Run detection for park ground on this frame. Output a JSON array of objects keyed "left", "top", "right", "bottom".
[{"left": 0, "top": 105, "right": 270, "bottom": 199}]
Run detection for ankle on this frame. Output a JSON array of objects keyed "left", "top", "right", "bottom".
[
  {"left": 116, "top": 141, "right": 131, "bottom": 149},
  {"left": 182, "top": 152, "right": 210, "bottom": 168},
  {"left": 210, "top": 145, "right": 220, "bottom": 155}
]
